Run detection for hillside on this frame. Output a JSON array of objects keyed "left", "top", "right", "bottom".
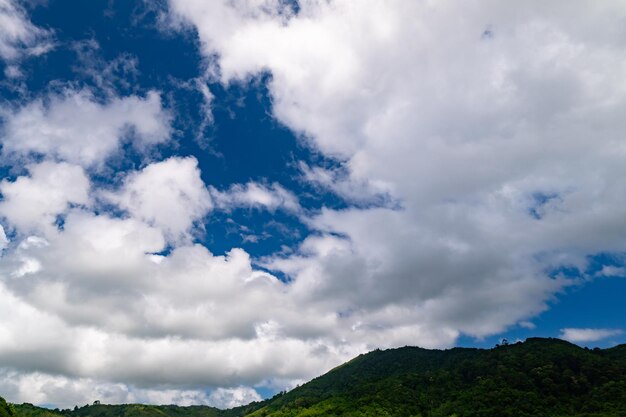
[
  {"left": 5, "top": 338, "right": 626, "bottom": 417},
  {"left": 0, "top": 396, "right": 15, "bottom": 417},
  {"left": 247, "top": 338, "right": 626, "bottom": 416}
]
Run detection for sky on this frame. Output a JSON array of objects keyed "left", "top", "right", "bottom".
[{"left": 0, "top": 0, "right": 625, "bottom": 410}]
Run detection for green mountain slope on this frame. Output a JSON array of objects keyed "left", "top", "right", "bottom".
[
  {"left": 248, "top": 338, "right": 626, "bottom": 417},
  {"left": 5, "top": 338, "right": 626, "bottom": 417},
  {"left": 0, "top": 396, "right": 15, "bottom": 417}
]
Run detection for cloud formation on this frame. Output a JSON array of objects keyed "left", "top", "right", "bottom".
[
  {"left": 560, "top": 328, "right": 624, "bottom": 343},
  {"left": 0, "top": 0, "right": 51, "bottom": 61},
  {"left": 210, "top": 182, "right": 299, "bottom": 213},
  {"left": 0, "top": 0, "right": 625, "bottom": 409},
  {"left": 107, "top": 157, "right": 213, "bottom": 243},
  {"left": 2, "top": 89, "right": 171, "bottom": 167},
  {"left": 170, "top": 0, "right": 626, "bottom": 340},
  {"left": 0, "top": 162, "right": 90, "bottom": 235}
]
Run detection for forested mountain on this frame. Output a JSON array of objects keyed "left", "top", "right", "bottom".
[{"left": 6, "top": 338, "right": 626, "bottom": 417}]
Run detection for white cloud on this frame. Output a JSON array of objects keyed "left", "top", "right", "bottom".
[
  {"left": 0, "top": 243, "right": 361, "bottom": 403},
  {"left": 0, "top": 0, "right": 52, "bottom": 61},
  {"left": 0, "top": 202, "right": 426, "bottom": 406},
  {"left": 299, "top": 162, "right": 393, "bottom": 206},
  {"left": 560, "top": 328, "right": 623, "bottom": 343},
  {"left": 208, "top": 386, "right": 261, "bottom": 409},
  {"left": 0, "top": 369, "right": 218, "bottom": 409},
  {"left": 0, "top": 161, "right": 90, "bottom": 235},
  {"left": 1, "top": 89, "right": 171, "bottom": 167},
  {"left": 106, "top": 157, "right": 212, "bottom": 243},
  {"left": 596, "top": 265, "right": 626, "bottom": 278},
  {"left": 3, "top": 64, "right": 21, "bottom": 78},
  {"left": 0, "top": 225, "right": 8, "bottom": 251},
  {"left": 170, "top": 0, "right": 626, "bottom": 341},
  {"left": 210, "top": 182, "right": 300, "bottom": 212}
]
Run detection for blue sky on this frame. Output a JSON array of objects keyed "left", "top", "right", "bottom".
[{"left": 0, "top": 0, "right": 625, "bottom": 409}]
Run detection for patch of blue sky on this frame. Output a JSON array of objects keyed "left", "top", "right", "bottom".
[
  {"left": 528, "top": 191, "right": 561, "bottom": 220},
  {"left": 3, "top": 0, "right": 354, "bottom": 263},
  {"left": 459, "top": 273, "right": 626, "bottom": 349},
  {"left": 460, "top": 251, "right": 626, "bottom": 349}
]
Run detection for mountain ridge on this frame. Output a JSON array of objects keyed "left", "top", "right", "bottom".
[{"left": 5, "top": 337, "right": 626, "bottom": 417}]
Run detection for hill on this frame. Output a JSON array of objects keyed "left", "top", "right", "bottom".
[
  {"left": 247, "top": 338, "right": 626, "bottom": 416},
  {"left": 5, "top": 338, "right": 626, "bottom": 417},
  {"left": 11, "top": 402, "right": 265, "bottom": 417}
]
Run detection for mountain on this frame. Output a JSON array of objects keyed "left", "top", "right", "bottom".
[
  {"left": 5, "top": 338, "right": 626, "bottom": 417},
  {"left": 247, "top": 337, "right": 626, "bottom": 416}
]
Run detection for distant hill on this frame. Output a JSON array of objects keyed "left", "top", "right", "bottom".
[
  {"left": 11, "top": 402, "right": 264, "bottom": 417},
  {"left": 5, "top": 338, "right": 626, "bottom": 417}
]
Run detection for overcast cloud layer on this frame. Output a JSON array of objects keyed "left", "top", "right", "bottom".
[{"left": 0, "top": 0, "right": 625, "bottom": 409}]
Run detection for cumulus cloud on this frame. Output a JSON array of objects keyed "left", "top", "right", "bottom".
[
  {"left": 106, "top": 157, "right": 213, "bottom": 243},
  {"left": 0, "top": 0, "right": 52, "bottom": 61},
  {"left": 0, "top": 369, "right": 220, "bottom": 409},
  {"left": 560, "top": 328, "right": 624, "bottom": 343},
  {"left": 170, "top": 0, "right": 626, "bottom": 340},
  {"left": 1, "top": 89, "right": 171, "bottom": 167},
  {"left": 0, "top": 161, "right": 90, "bottom": 235},
  {"left": 0, "top": 241, "right": 360, "bottom": 405},
  {"left": 0, "top": 181, "right": 359, "bottom": 402}
]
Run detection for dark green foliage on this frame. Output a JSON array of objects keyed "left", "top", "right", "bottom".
[
  {"left": 0, "top": 396, "right": 15, "bottom": 417},
  {"left": 246, "top": 338, "right": 626, "bottom": 417},
  {"left": 12, "top": 403, "right": 65, "bottom": 417},
  {"left": 4, "top": 338, "right": 626, "bottom": 417},
  {"left": 11, "top": 398, "right": 268, "bottom": 417},
  {"left": 12, "top": 401, "right": 269, "bottom": 417}
]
